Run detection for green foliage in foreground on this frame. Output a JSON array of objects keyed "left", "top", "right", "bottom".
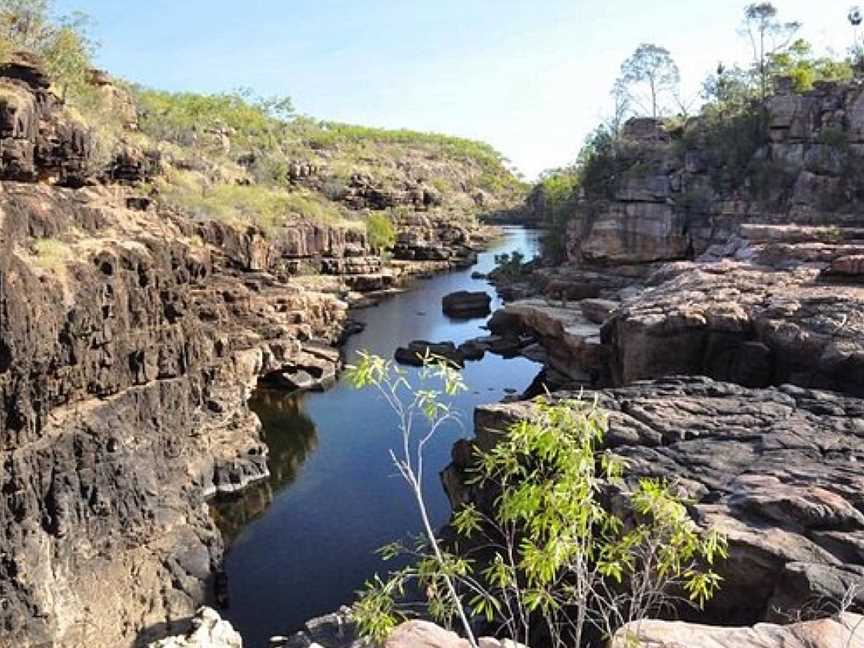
[{"left": 347, "top": 353, "right": 727, "bottom": 648}]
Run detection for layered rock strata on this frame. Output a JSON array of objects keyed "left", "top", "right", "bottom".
[
  {"left": 448, "top": 376, "right": 864, "bottom": 626},
  {"left": 0, "top": 181, "right": 354, "bottom": 647}
]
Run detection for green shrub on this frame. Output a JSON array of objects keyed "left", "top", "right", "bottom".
[
  {"left": 158, "top": 172, "right": 340, "bottom": 234},
  {"left": 133, "top": 87, "right": 293, "bottom": 150},
  {"left": 366, "top": 211, "right": 396, "bottom": 253},
  {"left": 492, "top": 251, "right": 526, "bottom": 280},
  {"left": 347, "top": 353, "right": 727, "bottom": 648},
  {"left": 682, "top": 103, "right": 767, "bottom": 194}
]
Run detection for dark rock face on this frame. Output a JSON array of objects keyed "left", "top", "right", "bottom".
[
  {"left": 107, "top": 146, "right": 162, "bottom": 184},
  {"left": 0, "top": 182, "right": 349, "bottom": 647},
  {"left": 457, "top": 376, "right": 864, "bottom": 626},
  {"left": 0, "top": 51, "right": 91, "bottom": 186},
  {"left": 442, "top": 290, "right": 492, "bottom": 319}
]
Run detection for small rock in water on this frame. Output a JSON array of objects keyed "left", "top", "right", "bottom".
[{"left": 504, "top": 388, "right": 517, "bottom": 394}]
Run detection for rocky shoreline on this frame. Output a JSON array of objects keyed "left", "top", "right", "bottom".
[{"left": 0, "top": 52, "right": 514, "bottom": 648}]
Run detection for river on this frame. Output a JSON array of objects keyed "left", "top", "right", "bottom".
[{"left": 213, "top": 226, "right": 542, "bottom": 647}]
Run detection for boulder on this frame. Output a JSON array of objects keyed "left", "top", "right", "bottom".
[
  {"left": 443, "top": 290, "right": 492, "bottom": 319},
  {"left": 147, "top": 608, "right": 242, "bottom": 648},
  {"left": 487, "top": 309, "right": 526, "bottom": 336},
  {"left": 609, "top": 613, "right": 864, "bottom": 648},
  {"left": 386, "top": 621, "right": 526, "bottom": 648},
  {"left": 394, "top": 341, "right": 465, "bottom": 367}
]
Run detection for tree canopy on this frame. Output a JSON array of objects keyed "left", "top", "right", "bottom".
[
  {"left": 0, "top": 0, "right": 97, "bottom": 100},
  {"left": 619, "top": 43, "right": 680, "bottom": 119}
]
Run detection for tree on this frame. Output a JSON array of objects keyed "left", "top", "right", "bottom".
[
  {"left": 0, "top": 1, "right": 97, "bottom": 101},
  {"left": 768, "top": 38, "right": 852, "bottom": 92},
  {"left": 619, "top": 43, "right": 680, "bottom": 119},
  {"left": 702, "top": 62, "right": 754, "bottom": 112},
  {"left": 606, "top": 78, "right": 632, "bottom": 137},
  {"left": 740, "top": 2, "right": 801, "bottom": 99},
  {"left": 348, "top": 353, "right": 727, "bottom": 648},
  {"left": 0, "top": 0, "right": 52, "bottom": 49},
  {"left": 850, "top": 6, "right": 863, "bottom": 72}
]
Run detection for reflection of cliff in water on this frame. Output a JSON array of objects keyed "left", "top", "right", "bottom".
[{"left": 210, "top": 390, "right": 318, "bottom": 544}]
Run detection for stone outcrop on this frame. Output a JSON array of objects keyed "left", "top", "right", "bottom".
[
  {"left": 603, "top": 260, "right": 864, "bottom": 395},
  {"left": 148, "top": 608, "right": 242, "bottom": 648},
  {"left": 449, "top": 376, "right": 864, "bottom": 627},
  {"left": 271, "top": 608, "right": 526, "bottom": 648},
  {"left": 442, "top": 290, "right": 492, "bottom": 318},
  {"left": 393, "top": 212, "right": 477, "bottom": 262},
  {"left": 0, "top": 180, "right": 352, "bottom": 647},
  {"left": 0, "top": 51, "right": 91, "bottom": 186},
  {"left": 609, "top": 613, "right": 864, "bottom": 648}
]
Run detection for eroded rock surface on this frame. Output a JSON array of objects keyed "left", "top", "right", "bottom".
[
  {"left": 604, "top": 260, "right": 864, "bottom": 395},
  {"left": 0, "top": 51, "right": 91, "bottom": 185},
  {"left": 0, "top": 181, "right": 351, "bottom": 647},
  {"left": 609, "top": 613, "right": 864, "bottom": 648},
  {"left": 452, "top": 376, "right": 864, "bottom": 626}
]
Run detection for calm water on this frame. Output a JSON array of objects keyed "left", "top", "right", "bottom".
[{"left": 214, "top": 227, "right": 542, "bottom": 647}]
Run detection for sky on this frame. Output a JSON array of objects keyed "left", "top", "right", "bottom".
[{"left": 57, "top": 0, "right": 857, "bottom": 179}]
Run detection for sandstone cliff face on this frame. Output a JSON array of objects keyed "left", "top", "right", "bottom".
[
  {"left": 0, "top": 178, "right": 358, "bottom": 646},
  {"left": 0, "top": 47, "right": 516, "bottom": 646},
  {"left": 510, "top": 79, "right": 864, "bottom": 397},
  {"left": 0, "top": 52, "right": 91, "bottom": 186}
]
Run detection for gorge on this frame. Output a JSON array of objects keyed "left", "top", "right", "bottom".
[{"left": 2, "top": 3, "right": 864, "bottom": 647}]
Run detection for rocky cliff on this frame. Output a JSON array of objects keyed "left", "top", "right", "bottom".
[
  {"left": 500, "top": 77, "right": 864, "bottom": 397},
  {"left": 452, "top": 77, "right": 864, "bottom": 641},
  {"left": 0, "top": 52, "right": 519, "bottom": 648}
]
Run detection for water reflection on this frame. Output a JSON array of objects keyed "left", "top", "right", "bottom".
[{"left": 210, "top": 392, "right": 317, "bottom": 544}]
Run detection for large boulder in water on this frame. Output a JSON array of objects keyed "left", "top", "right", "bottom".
[
  {"left": 394, "top": 340, "right": 465, "bottom": 367},
  {"left": 442, "top": 290, "right": 492, "bottom": 319}
]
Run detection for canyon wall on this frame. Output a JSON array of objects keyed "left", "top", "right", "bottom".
[{"left": 0, "top": 54, "right": 511, "bottom": 647}]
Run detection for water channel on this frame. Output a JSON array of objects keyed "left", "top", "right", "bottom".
[{"left": 214, "top": 226, "right": 542, "bottom": 646}]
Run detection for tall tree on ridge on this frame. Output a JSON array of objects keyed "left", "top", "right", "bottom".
[
  {"left": 740, "top": 2, "right": 800, "bottom": 100},
  {"left": 620, "top": 43, "right": 680, "bottom": 120}
]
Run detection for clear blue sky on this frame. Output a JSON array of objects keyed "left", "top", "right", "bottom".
[{"left": 59, "top": 0, "right": 854, "bottom": 178}]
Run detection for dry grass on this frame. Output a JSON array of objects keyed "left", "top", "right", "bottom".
[{"left": 31, "top": 238, "right": 74, "bottom": 271}]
